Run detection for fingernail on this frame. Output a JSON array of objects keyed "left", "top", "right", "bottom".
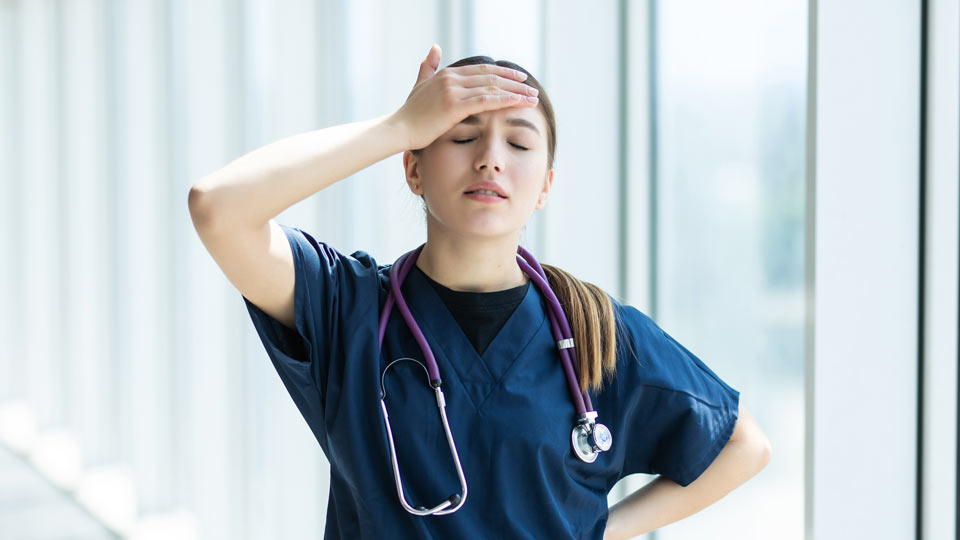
[{"left": 525, "top": 96, "right": 538, "bottom": 103}]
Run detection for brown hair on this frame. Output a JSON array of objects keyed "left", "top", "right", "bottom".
[{"left": 413, "top": 55, "right": 625, "bottom": 394}]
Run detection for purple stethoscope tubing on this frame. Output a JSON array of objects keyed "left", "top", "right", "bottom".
[
  {"left": 376, "top": 243, "right": 612, "bottom": 516},
  {"left": 377, "top": 243, "right": 592, "bottom": 416}
]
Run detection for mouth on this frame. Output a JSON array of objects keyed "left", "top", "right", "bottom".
[{"left": 464, "top": 189, "right": 507, "bottom": 199}]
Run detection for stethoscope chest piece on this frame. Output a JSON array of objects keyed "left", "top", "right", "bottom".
[{"left": 571, "top": 419, "right": 613, "bottom": 463}]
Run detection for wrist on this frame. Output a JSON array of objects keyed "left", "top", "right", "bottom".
[
  {"left": 604, "top": 504, "right": 632, "bottom": 540},
  {"left": 381, "top": 111, "right": 412, "bottom": 153}
]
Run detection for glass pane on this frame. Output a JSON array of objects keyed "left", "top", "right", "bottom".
[{"left": 654, "top": 1, "right": 806, "bottom": 538}]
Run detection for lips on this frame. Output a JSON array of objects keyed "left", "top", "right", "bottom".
[
  {"left": 463, "top": 181, "right": 507, "bottom": 198},
  {"left": 465, "top": 189, "right": 505, "bottom": 198}
]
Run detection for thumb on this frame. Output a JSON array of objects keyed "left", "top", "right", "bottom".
[{"left": 415, "top": 44, "right": 442, "bottom": 85}]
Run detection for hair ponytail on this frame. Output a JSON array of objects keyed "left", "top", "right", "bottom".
[{"left": 541, "top": 264, "right": 628, "bottom": 394}]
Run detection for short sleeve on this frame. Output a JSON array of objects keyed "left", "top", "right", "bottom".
[
  {"left": 614, "top": 304, "right": 740, "bottom": 486},
  {"left": 241, "top": 224, "right": 380, "bottom": 446}
]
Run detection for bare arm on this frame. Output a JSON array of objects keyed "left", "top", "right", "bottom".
[
  {"left": 187, "top": 113, "right": 408, "bottom": 329},
  {"left": 603, "top": 404, "right": 771, "bottom": 540},
  {"left": 188, "top": 113, "right": 407, "bottom": 234},
  {"left": 187, "top": 44, "right": 538, "bottom": 330}
]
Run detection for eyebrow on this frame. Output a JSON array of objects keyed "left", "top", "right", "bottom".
[{"left": 458, "top": 115, "right": 541, "bottom": 136}]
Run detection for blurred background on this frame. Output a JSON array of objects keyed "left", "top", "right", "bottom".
[{"left": 0, "top": 0, "right": 956, "bottom": 539}]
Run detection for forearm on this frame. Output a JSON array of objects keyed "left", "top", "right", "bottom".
[
  {"left": 188, "top": 112, "right": 408, "bottom": 233},
  {"left": 604, "top": 416, "right": 771, "bottom": 539}
]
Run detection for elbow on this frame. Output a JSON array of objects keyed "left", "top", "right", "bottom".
[
  {"left": 747, "top": 428, "right": 772, "bottom": 475},
  {"left": 732, "top": 423, "right": 772, "bottom": 477},
  {"left": 730, "top": 404, "right": 771, "bottom": 474},
  {"left": 757, "top": 432, "right": 772, "bottom": 471},
  {"left": 188, "top": 183, "right": 219, "bottom": 233}
]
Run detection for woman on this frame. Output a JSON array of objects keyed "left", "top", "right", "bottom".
[{"left": 189, "top": 44, "right": 771, "bottom": 540}]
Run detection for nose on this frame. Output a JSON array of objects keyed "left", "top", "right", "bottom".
[{"left": 474, "top": 137, "right": 505, "bottom": 174}]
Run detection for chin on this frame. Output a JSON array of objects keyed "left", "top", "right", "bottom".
[{"left": 428, "top": 208, "right": 525, "bottom": 239}]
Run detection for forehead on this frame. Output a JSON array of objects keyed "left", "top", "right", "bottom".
[{"left": 456, "top": 108, "right": 545, "bottom": 137}]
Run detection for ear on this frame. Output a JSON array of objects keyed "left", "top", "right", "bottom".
[
  {"left": 534, "top": 168, "right": 554, "bottom": 210},
  {"left": 402, "top": 150, "right": 424, "bottom": 195}
]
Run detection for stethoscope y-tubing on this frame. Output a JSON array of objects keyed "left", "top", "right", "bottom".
[{"left": 376, "top": 243, "right": 592, "bottom": 417}]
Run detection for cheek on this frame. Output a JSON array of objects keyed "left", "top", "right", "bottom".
[
  {"left": 515, "top": 159, "right": 548, "bottom": 194},
  {"left": 422, "top": 148, "right": 469, "bottom": 180}
]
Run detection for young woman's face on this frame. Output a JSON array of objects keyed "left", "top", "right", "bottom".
[{"left": 404, "top": 105, "right": 554, "bottom": 240}]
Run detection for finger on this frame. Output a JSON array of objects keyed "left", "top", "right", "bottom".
[
  {"left": 460, "top": 87, "right": 539, "bottom": 110},
  {"left": 450, "top": 62, "right": 528, "bottom": 83},
  {"left": 459, "top": 73, "right": 539, "bottom": 97},
  {"left": 415, "top": 44, "right": 442, "bottom": 85}
]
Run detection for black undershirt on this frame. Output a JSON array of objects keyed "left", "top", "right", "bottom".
[{"left": 413, "top": 265, "right": 530, "bottom": 357}]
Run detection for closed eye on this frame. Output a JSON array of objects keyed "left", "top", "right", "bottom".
[{"left": 452, "top": 138, "right": 529, "bottom": 151}]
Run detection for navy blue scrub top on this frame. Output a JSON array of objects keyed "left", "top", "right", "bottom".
[{"left": 242, "top": 224, "right": 740, "bottom": 540}]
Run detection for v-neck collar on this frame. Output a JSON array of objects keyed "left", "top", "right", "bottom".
[
  {"left": 400, "top": 264, "right": 548, "bottom": 413},
  {"left": 414, "top": 265, "right": 530, "bottom": 310}
]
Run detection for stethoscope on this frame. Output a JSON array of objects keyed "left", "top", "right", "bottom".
[{"left": 377, "top": 243, "right": 612, "bottom": 516}]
